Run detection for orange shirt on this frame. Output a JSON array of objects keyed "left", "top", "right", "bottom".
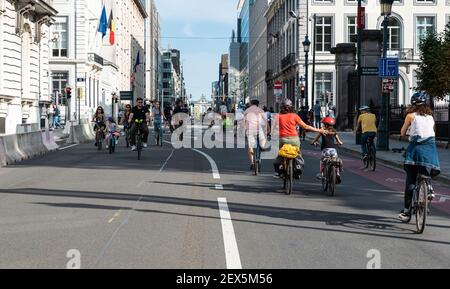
[{"left": 278, "top": 113, "right": 303, "bottom": 138}]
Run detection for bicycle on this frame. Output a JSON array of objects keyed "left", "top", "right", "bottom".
[
  {"left": 401, "top": 170, "right": 434, "bottom": 234},
  {"left": 124, "top": 125, "right": 131, "bottom": 148},
  {"left": 253, "top": 135, "right": 262, "bottom": 176},
  {"left": 281, "top": 157, "right": 294, "bottom": 195},
  {"left": 154, "top": 118, "right": 163, "bottom": 147},
  {"left": 321, "top": 155, "right": 341, "bottom": 197},
  {"left": 134, "top": 119, "right": 145, "bottom": 160},
  {"left": 107, "top": 131, "right": 118, "bottom": 154},
  {"left": 363, "top": 135, "right": 376, "bottom": 171},
  {"left": 94, "top": 122, "right": 105, "bottom": 151}
]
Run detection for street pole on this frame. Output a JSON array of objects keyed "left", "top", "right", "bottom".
[
  {"left": 311, "top": 14, "right": 317, "bottom": 111},
  {"left": 377, "top": 15, "right": 390, "bottom": 151},
  {"left": 304, "top": 38, "right": 309, "bottom": 110},
  {"left": 356, "top": 0, "right": 362, "bottom": 144}
]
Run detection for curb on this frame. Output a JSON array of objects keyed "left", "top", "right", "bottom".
[{"left": 305, "top": 135, "right": 450, "bottom": 187}]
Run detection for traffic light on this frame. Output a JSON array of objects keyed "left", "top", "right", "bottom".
[
  {"left": 300, "top": 85, "right": 305, "bottom": 99},
  {"left": 65, "top": 87, "right": 72, "bottom": 99}
]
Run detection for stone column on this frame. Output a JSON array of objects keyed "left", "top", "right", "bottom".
[
  {"left": 360, "top": 30, "right": 383, "bottom": 110},
  {"left": 331, "top": 43, "right": 356, "bottom": 131}
]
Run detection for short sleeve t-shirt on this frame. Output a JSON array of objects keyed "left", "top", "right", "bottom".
[
  {"left": 278, "top": 113, "right": 303, "bottom": 138},
  {"left": 358, "top": 113, "right": 377, "bottom": 133},
  {"left": 131, "top": 106, "right": 150, "bottom": 121}
]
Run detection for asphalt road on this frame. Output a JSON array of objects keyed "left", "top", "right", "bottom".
[{"left": 0, "top": 129, "right": 449, "bottom": 269}]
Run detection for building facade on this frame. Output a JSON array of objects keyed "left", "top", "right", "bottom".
[
  {"left": 161, "top": 49, "right": 183, "bottom": 107},
  {"left": 249, "top": 0, "right": 269, "bottom": 108},
  {"left": 229, "top": 30, "right": 241, "bottom": 108},
  {"left": 305, "top": 0, "right": 450, "bottom": 107},
  {"left": 48, "top": 0, "right": 147, "bottom": 123},
  {"left": 0, "top": 0, "right": 57, "bottom": 135},
  {"left": 238, "top": 0, "right": 250, "bottom": 104},
  {"left": 145, "top": 0, "right": 161, "bottom": 102}
]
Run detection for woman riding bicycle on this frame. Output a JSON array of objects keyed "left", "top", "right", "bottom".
[
  {"left": 151, "top": 101, "right": 165, "bottom": 145},
  {"left": 398, "top": 92, "right": 440, "bottom": 221},
  {"left": 356, "top": 105, "right": 377, "bottom": 159},
  {"left": 92, "top": 106, "right": 106, "bottom": 146},
  {"left": 276, "top": 100, "right": 326, "bottom": 149},
  {"left": 311, "top": 117, "right": 344, "bottom": 183}
]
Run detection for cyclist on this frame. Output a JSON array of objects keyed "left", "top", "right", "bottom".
[
  {"left": 356, "top": 105, "right": 377, "bottom": 160},
  {"left": 311, "top": 117, "right": 344, "bottom": 183},
  {"left": 151, "top": 101, "right": 165, "bottom": 145},
  {"left": 92, "top": 106, "right": 106, "bottom": 146},
  {"left": 277, "top": 100, "right": 327, "bottom": 149},
  {"left": 398, "top": 92, "right": 440, "bottom": 221},
  {"left": 172, "top": 98, "right": 189, "bottom": 141},
  {"left": 128, "top": 97, "right": 150, "bottom": 151},
  {"left": 105, "top": 117, "right": 120, "bottom": 149},
  {"left": 244, "top": 99, "right": 267, "bottom": 171}
]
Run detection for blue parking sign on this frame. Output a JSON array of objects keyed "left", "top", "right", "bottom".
[{"left": 379, "top": 58, "right": 399, "bottom": 78}]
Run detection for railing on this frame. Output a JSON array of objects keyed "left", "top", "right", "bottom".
[
  {"left": 87, "top": 53, "right": 104, "bottom": 66},
  {"left": 281, "top": 53, "right": 296, "bottom": 70}
]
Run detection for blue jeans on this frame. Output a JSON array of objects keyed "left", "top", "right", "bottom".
[{"left": 361, "top": 132, "right": 377, "bottom": 156}]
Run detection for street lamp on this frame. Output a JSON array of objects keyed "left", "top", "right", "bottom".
[
  {"left": 302, "top": 36, "right": 311, "bottom": 108},
  {"left": 378, "top": 0, "right": 394, "bottom": 151}
]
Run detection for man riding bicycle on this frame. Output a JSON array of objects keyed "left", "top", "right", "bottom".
[
  {"left": 151, "top": 101, "right": 165, "bottom": 145},
  {"left": 128, "top": 97, "right": 150, "bottom": 151},
  {"left": 244, "top": 98, "right": 267, "bottom": 171},
  {"left": 356, "top": 105, "right": 377, "bottom": 159}
]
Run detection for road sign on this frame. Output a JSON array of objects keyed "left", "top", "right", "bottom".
[
  {"left": 274, "top": 81, "right": 282, "bottom": 90},
  {"left": 361, "top": 67, "right": 379, "bottom": 76},
  {"left": 120, "top": 91, "right": 133, "bottom": 101},
  {"left": 379, "top": 58, "right": 399, "bottom": 78}
]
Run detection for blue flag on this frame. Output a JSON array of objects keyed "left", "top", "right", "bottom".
[
  {"left": 98, "top": 5, "right": 107, "bottom": 38},
  {"left": 134, "top": 51, "right": 141, "bottom": 72}
]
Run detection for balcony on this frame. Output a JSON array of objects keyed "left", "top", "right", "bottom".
[
  {"left": 281, "top": 53, "right": 296, "bottom": 70},
  {"left": 386, "top": 48, "right": 415, "bottom": 61},
  {"left": 87, "top": 53, "right": 104, "bottom": 67}
]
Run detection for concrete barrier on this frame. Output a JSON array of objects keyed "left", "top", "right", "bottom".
[
  {"left": 42, "top": 130, "right": 59, "bottom": 151},
  {"left": 0, "top": 131, "right": 53, "bottom": 166},
  {"left": 69, "top": 123, "right": 95, "bottom": 144}
]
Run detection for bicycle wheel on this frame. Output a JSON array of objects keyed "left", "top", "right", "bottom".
[
  {"left": 125, "top": 129, "right": 130, "bottom": 148},
  {"left": 329, "top": 166, "right": 336, "bottom": 197},
  {"left": 137, "top": 133, "right": 142, "bottom": 160},
  {"left": 97, "top": 133, "right": 102, "bottom": 151},
  {"left": 109, "top": 137, "right": 114, "bottom": 154},
  {"left": 322, "top": 163, "right": 328, "bottom": 192},
  {"left": 285, "top": 159, "right": 293, "bottom": 195},
  {"left": 415, "top": 180, "right": 428, "bottom": 234}
]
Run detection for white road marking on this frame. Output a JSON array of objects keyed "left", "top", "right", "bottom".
[
  {"left": 215, "top": 184, "right": 224, "bottom": 190},
  {"left": 217, "top": 198, "right": 242, "bottom": 269},
  {"left": 163, "top": 140, "right": 220, "bottom": 180},
  {"left": 58, "top": 144, "right": 78, "bottom": 150},
  {"left": 191, "top": 148, "right": 221, "bottom": 180}
]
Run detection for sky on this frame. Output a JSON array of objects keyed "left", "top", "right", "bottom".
[{"left": 154, "top": 0, "right": 238, "bottom": 101}]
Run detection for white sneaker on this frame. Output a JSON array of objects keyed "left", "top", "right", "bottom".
[
  {"left": 106, "top": 145, "right": 109, "bottom": 149},
  {"left": 116, "top": 139, "right": 119, "bottom": 145},
  {"left": 143, "top": 143, "right": 148, "bottom": 148},
  {"left": 131, "top": 145, "right": 137, "bottom": 151}
]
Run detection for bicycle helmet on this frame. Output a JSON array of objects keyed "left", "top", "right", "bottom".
[
  {"left": 359, "top": 105, "right": 370, "bottom": 111},
  {"left": 321, "top": 117, "right": 336, "bottom": 126},
  {"left": 410, "top": 92, "right": 429, "bottom": 105},
  {"left": 107, "top": 117, "right": 114, "bottom": 122}
]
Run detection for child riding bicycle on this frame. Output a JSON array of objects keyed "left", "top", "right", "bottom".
[
  {"left": 105, "top": 117, "right": 121, "bottom": 149},
  {"left": 311, "top": 117, "right": 344, "bottom": 184}
]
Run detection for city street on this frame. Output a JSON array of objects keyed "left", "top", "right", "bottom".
[{"left": 1, "top": 130, "right": 449, "bottom": 269}]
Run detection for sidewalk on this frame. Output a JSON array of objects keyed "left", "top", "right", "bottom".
[{"left": 307, "top": 131, "right": 450, "bottom": 186}]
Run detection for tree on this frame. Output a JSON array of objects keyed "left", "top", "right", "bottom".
[{"left": 416, "top": 23, "right": 450, "bottom": 101}]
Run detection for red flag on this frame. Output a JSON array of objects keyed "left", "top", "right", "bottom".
[{"left": 108, "top": 10, "right": 115, "bottom": 45}]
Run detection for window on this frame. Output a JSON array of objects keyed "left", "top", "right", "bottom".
[
  {"left": 416, "top": 16, "right": 435, "bottom": 51},
  {"left": 315, "top": 16, "right": 333, "bottom": 52},
  {"left": 315, "top": 72, "right": 334, "bottom": 105},
  {"left": 52, "top": 17, "right": 68, "bottom": 57},
  {"left": 51, "top": 72, "right": 68, "bottom": 105},
  {"left": 347, "top": 16, "right": 357, "bottom": 43},
  {"left": 386, "top": 17, "right": 401, "bottom": 50}
]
